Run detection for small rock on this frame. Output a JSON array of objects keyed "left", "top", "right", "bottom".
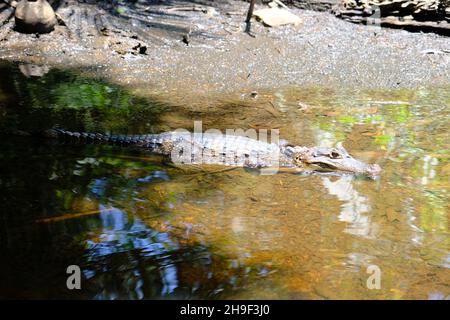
[
  {"left": 139, "top": 46, "right": 147, "bottom": 55},
  {"left": 19, "top": 63, "right": 50, "bottom": 77},
  {"left": 253, "top": 7, "right": 302, "bottom": 27},
  {"left": 100, "top": 27, "right": 109, "bottom": 36},
  {"left": 182, "top": 34, "right": 190, "bottom": 46},
  {"left": 131, "top": 42, "right": 147, "bottom": 54},
  {"left": 14, "top": 0, "right": 58, "bottom": 34}
]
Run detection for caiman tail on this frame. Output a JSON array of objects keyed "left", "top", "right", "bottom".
[{"left": 44, "top": 128, "right": 175, "bottom": 154}]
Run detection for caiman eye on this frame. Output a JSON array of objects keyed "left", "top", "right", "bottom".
[{"left": 330, "top": 151, "right": 341, "bottom": 159}]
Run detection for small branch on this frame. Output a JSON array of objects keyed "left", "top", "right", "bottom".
[
  {"left": 166, "top": 6, "right": 212, "bottom": 13},
  {"left": 36, "top": 207, "right": 115, "bottom": 223},
  {"left": 2, "top": 0, "right": 17, "bottom": 8},
  {"left": 245, "top": 0, "right": 257, "bottom": 36}
]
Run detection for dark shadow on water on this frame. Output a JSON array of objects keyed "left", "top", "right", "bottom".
[
  {"left": 0, "top": 60, "right": 173, "bottom": 134},
  {"left": 0, "top": 60, "right": 267, "bottom": 299},
  {"left": 0, "top": 136, "right": 263, "bottom": 299}
]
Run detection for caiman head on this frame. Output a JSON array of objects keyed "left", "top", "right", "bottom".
[{"left": 285, "top": 146, "right": 381, "bottom": 176}]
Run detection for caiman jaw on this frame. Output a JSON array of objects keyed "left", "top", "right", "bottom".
[{"left": 290, "top": 146, "right": 381, "bottom": 176}]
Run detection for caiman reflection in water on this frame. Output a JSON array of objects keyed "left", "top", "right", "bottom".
[{"left": 0, "top": 61, "right": 448, "bottom": 299}]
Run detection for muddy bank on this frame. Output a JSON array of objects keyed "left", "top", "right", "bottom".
[{"left": 0, "top": 0, "right": 449, "bottom": 102}]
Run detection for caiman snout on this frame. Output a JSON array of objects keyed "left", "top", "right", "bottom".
[{"left": 290, "top": 146, "right": 381, "bottom": 176}]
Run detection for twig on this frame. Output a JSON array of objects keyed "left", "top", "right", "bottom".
[
  {"left": 245, "top": 0, "right": 256, "bottom": 36},
  {"left": 36, "top": 207, "right": 115, "bottom": 223},
  {"left": 166, "top": 6, "right": 212, "bottom": 13}
]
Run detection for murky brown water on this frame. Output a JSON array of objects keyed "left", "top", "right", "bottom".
[{"left": 0, "top": 61, "right": 448, "bottom": 299}]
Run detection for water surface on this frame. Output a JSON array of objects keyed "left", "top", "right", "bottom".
[{"left": 0, "top": 61, "right": 448, "bottom": 299}]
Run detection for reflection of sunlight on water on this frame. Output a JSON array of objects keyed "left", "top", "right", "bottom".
[
  {"left": 314, "top": 128, "right": 336, "bottom": 148},
  {"left": 90, "top": 178, "right": 108, "bottom": 197},
  {"left": 428, "top": 292, "right": 450, "bottom": 300},
  {"left": 344, "top": 252, "right": 374, "bottom": 272},
  {"left": 85, "top": 204, "right": 179, "bottom": 299},
  {"left": 231, "top": 216, "right": 245, "bottom": 234},
  {"left": 444, "top": 254, "right": 450, "bottom": 269},
  {"left": 403, "top": 197, "right": 425, "bottom": 244},
  {"left": 274, "top": 91, "right": 288, "bottom": 114},
  {"left": 420, "top": 155, "right": 439, "bottom": 185},
  {"left": 137, "top": 171, "right": 170, "bottom": 183},
  {"left": 321, "top": 176, "right": 378, "bottom": 238}
]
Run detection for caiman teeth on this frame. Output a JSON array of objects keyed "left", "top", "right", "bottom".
[{"left": 314, "top": 162, "right": 337, "bottom": 171}]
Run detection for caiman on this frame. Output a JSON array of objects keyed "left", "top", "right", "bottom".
[{"left": 45, "top": 128, "right": 382, "bottom": 177}]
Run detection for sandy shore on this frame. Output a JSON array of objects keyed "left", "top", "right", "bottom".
[{"left": 0, "top": 0, "right": 449, "bottom": 101}]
